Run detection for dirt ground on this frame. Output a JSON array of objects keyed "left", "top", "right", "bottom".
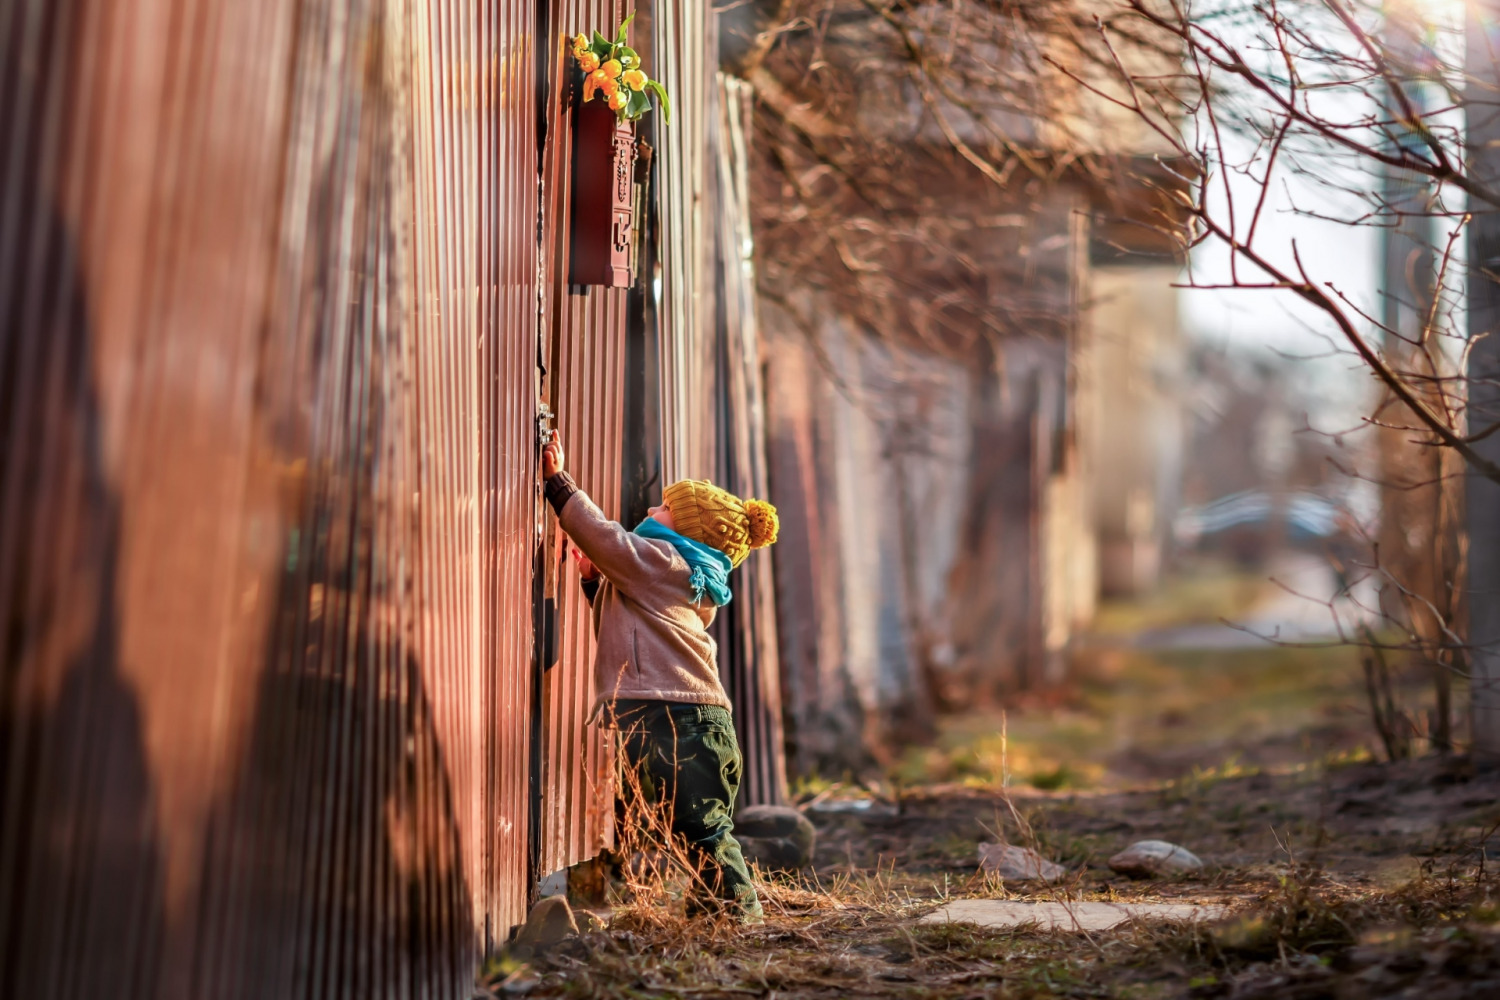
[{"left": 491, "top": 565, "right": 1500, "bottom": 999}]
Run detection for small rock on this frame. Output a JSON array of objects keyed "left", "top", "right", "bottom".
[
  {"left": 1108, "top": 840, "right": 1204, "bottom": 878},
  {"left": 535, "top": 868, "right": 568, "bottom": 898},
  {"left": 735, "top": 804, "right": 817, "bottom": 871},
  {"left": 922, "top": 899, "right": 1227, "bottom": 930},
  {"left": 510, "top": 896, "right": 577, "bottom": 957},
  {"left": 977, "top": 842, "right": 1067, "bottom": 881}
]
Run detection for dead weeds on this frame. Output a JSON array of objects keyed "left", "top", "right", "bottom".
[
  {"left": 494, "top": 639, "right": 1500, "bottom": 998},
  {"left": 496, "top": 842, "right": 1499, "bottom": 998},
  {"left": 491, "top": 745, "right": 1500, "bottom": 998}
]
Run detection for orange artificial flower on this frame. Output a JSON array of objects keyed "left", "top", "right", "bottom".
[
  {"left": 609, "top": 90, "right": 629, "bottom": 111},
  {"left": 600, "top": 76, "right": 619, "bottom": 97},
  {"left": 577, "top": 50, "right": 600, "bottom": 73},
  {"left": 583, "top": 74, "right": 598, "bottom": 102},
  {"left": 602, "top": 58, "right": 622, "bottom": 79},
  {"left": 621, "top": 68, "right": 647, "bottom": 92},
  {"left": 573, "top": 33, "right": 588, "bottom": 51}
]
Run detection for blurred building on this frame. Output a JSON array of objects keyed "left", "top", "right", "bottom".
[
  {"left": 743, "top": 2, "right": 1189, "bottom": 774},
  {"left": 1085, "top": 262, "right": 1185, "bottom": 596}
]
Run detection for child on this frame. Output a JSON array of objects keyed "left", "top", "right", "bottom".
[{"left": 540, "top": 430, "right": 778, "bottom": 920}]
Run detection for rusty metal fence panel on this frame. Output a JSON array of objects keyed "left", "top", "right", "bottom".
[
  {"left": 711, "top": 74, "right": 786, "bottom": 806},
  {"left": 477, "top": 0, "right": 544, "bottom": 942},
  {"left": 648, "top": 6, "right": 787, "bottom": 804},
  {"left": 536, "top": 0, "right": 630, "bottom": 878},
  {"left": 0, "top": 1, "right": 541, "bottom": 997},
  {"left": 654, "top": 0, "right": 714, "bottom": 484}
]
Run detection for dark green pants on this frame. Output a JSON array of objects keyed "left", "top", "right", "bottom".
[{"left": 612, "top": 700, "right": 762, "bottom": 919}]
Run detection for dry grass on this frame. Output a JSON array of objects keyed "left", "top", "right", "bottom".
[
  {"left": 490, "top": 855, "right": 1499, "bottom": 998},
  {"left": 484, "top": 639, "right": 1500, "bottom": 998},
  {"left": 1089, "top": 560, "right": 1275, "bottom": 639}
]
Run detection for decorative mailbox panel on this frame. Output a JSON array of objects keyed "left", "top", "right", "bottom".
[{"left": 570, "top": 97, "right": 637, "bottom": 287}]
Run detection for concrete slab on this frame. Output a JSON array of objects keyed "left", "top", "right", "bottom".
[{"left": 920, "top": 899, "right": 1228, "bottom": 932}]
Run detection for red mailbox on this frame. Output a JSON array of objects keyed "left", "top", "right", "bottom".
[{"left": 569, "top": 95, "right": 637, "bottom": 287}]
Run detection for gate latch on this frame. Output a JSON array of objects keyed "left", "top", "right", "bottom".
[{"left": 537, "top": 402, "right": 555, "bottom": 450}]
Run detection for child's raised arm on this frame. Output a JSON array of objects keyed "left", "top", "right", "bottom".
[{"left": 542, "top": 431, "right": 676, "bottom": 603}]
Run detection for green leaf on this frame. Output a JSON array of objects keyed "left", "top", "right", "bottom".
[
  {"left": 591, "top": 30, "right": 611, "bottom": 53},
  {"left": 618, "top": 45, "right": 638, "bottom": 68},
  {"left": 646, "top": 79, "right": 672, "bottom": 126},
  {"left": 625, "top": 89, "right": 650, "bottom": 120},
  {"left": 615, "top": 13, "right": 634, "bottom": 45}
]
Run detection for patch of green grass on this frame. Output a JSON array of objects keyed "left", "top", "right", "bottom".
[
  {"left": 788, "top": 771, "right": 849, "bottom": 801},
  {"left": 895, "top": 922, "right": 1027, "bottom": 962},
  {"left": 1029, "top": 762, "right": 1080, "bottom": 791},
  {"left": 890, "top": 642, "right": 1368, "bottom": 793},
  {"left": 928, "top": 830, "right": 981, "bottom": 865},
  {"left": 1091, "top": 560, "right": 1272, "bottom": 637},
  {"left": 1163, "top": 755, "right": 1263, "bottom": 802}
]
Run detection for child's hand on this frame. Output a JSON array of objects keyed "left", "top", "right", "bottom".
[
  {"left": 571, "top": 546, "right": 599, "bottom": 581},
  {"left": 541, "top": 430, "right": 565, "bottom": 479}
]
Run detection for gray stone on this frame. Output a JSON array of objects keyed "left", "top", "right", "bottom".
[
  {"left": 1107, "top": 840, "right": 1204, "bottom": 878},
  {"left": 535, "top": 868, "right": 568, "bottom": 898},
  {"left": 977, "top": 842, "right": 1067, "bottom": 882},
  {"left": 511, "top": 896, "right": 577, "bottom": 956},
  {"left": 735, "top": 805, "right": 817, "bottom": 871},
  {"left": 920, "top": 899, "right": 1228, "bottom": 931}
]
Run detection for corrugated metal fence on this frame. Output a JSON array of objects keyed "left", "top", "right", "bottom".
[
  {"left": 0, "top": 0, "right": 541, "bottom": 995},
  {"left": 654, "top": 0, "right": 714, "bottom": 484},
  {"left": 711, "top": 74, "right": 786, "bottom": 806},
  {"left": 0, "top": 0, "right": 784, "bottom": 995}
]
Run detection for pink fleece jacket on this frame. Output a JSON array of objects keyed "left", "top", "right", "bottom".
[{"left": 555, "top": 485, "right": 731, "bottom": 718}]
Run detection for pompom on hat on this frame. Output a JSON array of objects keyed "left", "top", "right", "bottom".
[{"left": 661, "top": 479, "right": 779, "bottom": 568}]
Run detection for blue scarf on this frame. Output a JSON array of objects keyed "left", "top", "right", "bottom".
[{"left": 633, "top": 518, "right": 733, "bottom": 607}]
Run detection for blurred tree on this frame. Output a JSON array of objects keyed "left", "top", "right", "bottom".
[
  {"left": 1467, "top": 0, "right": 1500, "bottom": 759},
  {"left": 725, "top": 1, "right": 1191, "bottom": 773},
  {"left": 1068, "top": 0, "right": 1496, "bottom": 758}
]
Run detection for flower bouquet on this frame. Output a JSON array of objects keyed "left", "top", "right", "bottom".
[{"left": 571, "top": 15, "right": 671, "bottom": 124}]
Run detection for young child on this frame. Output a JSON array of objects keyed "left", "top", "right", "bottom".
[{"left": 540, "top": 430, "right": 778, "bottom": 920}]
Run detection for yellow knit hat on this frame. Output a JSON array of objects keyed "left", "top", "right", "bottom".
[{"left": 662, "top": 479, "right": 779, "bottom": 568}]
